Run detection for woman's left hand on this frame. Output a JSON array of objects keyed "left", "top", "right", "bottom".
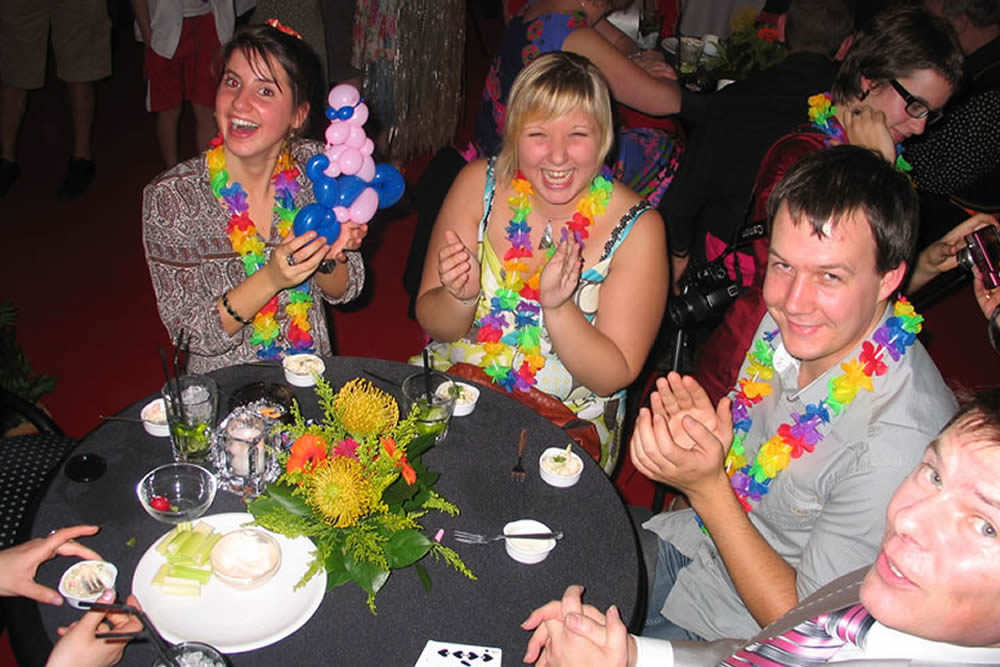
[
  {"left": 324, "top": 222, "right": 369, "bottom": 263},
  {"left": 540, "top": 239, "right": 583, "bottom": 310}
]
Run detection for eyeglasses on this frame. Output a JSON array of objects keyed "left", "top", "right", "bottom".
[{"left": 888, "top": 79, "right": 943, "bottom": 125}]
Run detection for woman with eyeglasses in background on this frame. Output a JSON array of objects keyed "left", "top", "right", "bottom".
[{"left": 688, "top": 5, "right": 965, "bottom": 406}]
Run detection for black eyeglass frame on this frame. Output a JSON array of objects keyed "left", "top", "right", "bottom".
[{"left": 888, "top": 78, "right": 943, "bottom": 125}]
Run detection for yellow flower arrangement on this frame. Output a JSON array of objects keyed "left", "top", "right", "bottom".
[{"left": 248, "top": 376, "right": 474, "bottom": 612}]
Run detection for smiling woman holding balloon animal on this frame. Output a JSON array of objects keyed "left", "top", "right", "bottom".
[{"left": 142, "top": 22, "right": 403, "bottom": 373}]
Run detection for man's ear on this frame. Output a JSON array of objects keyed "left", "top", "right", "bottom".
[{"left": 880, "top": 261, "right": 908, "bottom": 301}]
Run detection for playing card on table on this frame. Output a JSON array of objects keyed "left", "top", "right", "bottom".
[{"left": 415, "top": 640, "right": 502, "bottom": 666}]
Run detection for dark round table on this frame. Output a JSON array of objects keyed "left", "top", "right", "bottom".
[{"left": 28, "top": 358, "right": 641, "bottom": 666}]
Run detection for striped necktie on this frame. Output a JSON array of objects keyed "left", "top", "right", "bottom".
[{"left": 722, "top": 603, "right": 876, "bottom": 666}]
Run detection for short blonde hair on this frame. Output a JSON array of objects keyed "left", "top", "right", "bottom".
[{"left": 495, "top": 51, "right": 615, "bottom": 183}]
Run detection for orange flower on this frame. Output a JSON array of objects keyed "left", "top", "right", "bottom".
[
  {"left": 382, "top": 437, "right": 417, "bottom": 485},
  {"left": 757, "top": 26, "right": 780, "bottom": 42},
  {"left": 287, "top": 434, "right": 328, "bottom": 473}
]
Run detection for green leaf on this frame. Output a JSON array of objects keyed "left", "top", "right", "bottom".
[
  {"left": 403, "top": 487, "right": 431, "bottom": 512},
  {"left": 381, "top": 475, "right": 419, "bottom": 507},
  {"left": 406, "top": 432, "right": 436, "bottom": 459},
  {"left": 345, "top": 555, "right": 390, "bottom": 596},
  {"left": 324, "top": 548, "right": 353, "bottom": 589},
  {"left": 384, "top": 529, "right": 432, "bottom": 569},
  {"left": 415, "top": 562, "right": 432, "bottom": 593},
  {"left": 265, "top": 482, "right": 310, "bottom": 516}
]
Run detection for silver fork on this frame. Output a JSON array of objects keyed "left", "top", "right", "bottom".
[
  {"left": 453, "top": 530, "right": 564, "bottom": 544},
  {"left": 78, "top": 569, "right": 107, "bottom": 596}
]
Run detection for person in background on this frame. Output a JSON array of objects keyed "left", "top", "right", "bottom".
[
  {"left": 640, "top": 147, "right": 956, "bottom": 642},
  {"left": 694, "top": 5, "right": 964, "bottom": 405},
  {"left": 908, "top": 0, "right": 1000, "bottom": 243},
  {"left": 415, "top": 52, "right": 668, "bottom": 475},
  {"left": 130, "top": 0, "right": 235, "bottom": 168},
  {"left": 0, "top": 525, "right": 143, "bottom": 667},
  {"left": 523, "top": 388, "right": 1000, "bottom": 666},
  {"left": 661, "top": 0, "right": 854, "bottom": 293},
  {"left": 142, "top": 23, "right": 367, "bottom": 374},
  {"left": 0, "top": 0, "right": 111, "bottom": 198}
]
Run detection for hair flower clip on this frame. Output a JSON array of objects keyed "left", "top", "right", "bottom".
[{"left": 265, "top": 18, "right": 303, "bottom": 40}]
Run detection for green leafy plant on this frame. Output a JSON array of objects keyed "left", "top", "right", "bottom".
[
  {"left": 1, "top": 303, "right": 56, "bottom": 431},
  {"left": 704, "top": 23, "right": 788, "bottom": 81},
  {"left": 247, "top": 377, "right": 475, "bottom": 613}
]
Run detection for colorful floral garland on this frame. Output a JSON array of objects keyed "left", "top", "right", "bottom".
[
  {"left": 715, "top": 298, "right": 923, "bottom": 518},
  {"left": 206, "top": 136, "right": 315, "bottom": 359},
  {"left": 475, "top": 170, "right": 612, "bottom": 392},
  {"left": 807, "top": 92, "right": 911, "bottom": 173}
]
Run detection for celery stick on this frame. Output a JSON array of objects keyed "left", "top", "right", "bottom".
[
  {"left": 175, "top": 525, "right": 216, "bottom": 562},
  {"left": 192, "top": 533, "right": 222, "bottom": 567},
  {"left": 152, "top": 563, "right": 170, "bottom": 587},
  {"left": 156, "top": 580, "right": 201, "bottom": 596},
  {"left": 168, "top": 565, "right": 212, "bottom": 584},
  {"left": 156, "top": 525, "right": 191, "bottom": 556}
]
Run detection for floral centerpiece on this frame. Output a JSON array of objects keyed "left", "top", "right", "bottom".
[
  {"left": 247, "top": 377, "right": 475, "bottom": 612},
  {"left": 702, "top": 7, "right": 787, "bottom": 82}
]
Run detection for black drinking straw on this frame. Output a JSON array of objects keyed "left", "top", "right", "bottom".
[
  {"left": 422, "top": 349, "right": 432, "bottom": 399},
  {"left": 158, "top": 346, "right": 178, "bottom": 421},
  {"left": 171, "top": 332, "right": 187, "bottom": 424}
]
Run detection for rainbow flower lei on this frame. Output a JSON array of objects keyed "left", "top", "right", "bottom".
[
  {"left": 475, "top": 170, "right": 612, "bottom": 392},
  {"left": 206, "top": 136, "right": 315, "bottom": 359},
  {"left": 717, "top": 298, "right": 923, "bottom": 517},
  {"left": 808, "top": 92, "right": 911, "bottom": 173}
]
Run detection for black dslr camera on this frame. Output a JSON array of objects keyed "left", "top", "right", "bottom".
[
  {"left": 667, "top": 221, "right": 765, "bottom": 329},
  {"left": 668, "top": 255, "right": 742, "bottom": 328}
]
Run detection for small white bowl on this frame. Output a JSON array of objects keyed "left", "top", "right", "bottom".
[
  {"left": 141, "top": 398, "right": 170, "bottom": 437},
  {"left": 210, "top": 528, "right": 282, "bottom": 590},
  {"left": 539, "top": 446, "right": 584, "bottom": 488},
  {"left": 503, "top": 519, "right": 557, "bottom": 564},
  {"left": 282, "top": 354, "right": 325, "bottom": 387},
  {"left": 59, "top": 560, "right": 118, "bottom": 609},
  {"left": 435, "top": 381, "right": 480, "bottom": 417}
]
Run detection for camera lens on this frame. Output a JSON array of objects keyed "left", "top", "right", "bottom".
[{"left": 956, "top": 247, "right": 975, "bottom": 273}]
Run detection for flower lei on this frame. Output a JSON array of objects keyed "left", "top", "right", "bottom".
[
  {"left": 808, "top": 92, "right": 912, "bottom": 173},
  {"left": 475, "top": 171, "right": 612, "bottom": 392},
  {"left": 206, "top": 135, "right": 315, "bottom": 359},
  {"left": 712, "top": 298, "right": 923, "bottom": 522}
]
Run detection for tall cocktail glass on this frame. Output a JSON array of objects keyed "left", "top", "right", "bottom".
[
  {"left": 162, "top": 375, "right": 218, "bottom": 464},
  {"left": 401, "top": 370, "right": 457, "bottom": 443}
]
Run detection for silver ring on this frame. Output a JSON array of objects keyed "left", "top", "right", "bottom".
[
  {"left": 286, "top": 254, "right": 296, "bottom": 266},
  {"left": 100, "top": 619, "right": 115, "bottom": 631}
]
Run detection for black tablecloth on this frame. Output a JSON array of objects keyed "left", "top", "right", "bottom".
[{"left": 29, "top": 357, "right": 641, "bottom": 666}]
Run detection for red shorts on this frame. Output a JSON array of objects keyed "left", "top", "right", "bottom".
[{"left": 146, "top": 13, "right": 220, "bottom": 112}]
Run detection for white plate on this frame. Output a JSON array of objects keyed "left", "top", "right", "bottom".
[{"left": 132, "top": 512, "right": 325, "bottom": 653}]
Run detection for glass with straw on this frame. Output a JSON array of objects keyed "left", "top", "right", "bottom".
[{"left": 161, "top": 375, "right": 218, "bottom": 464}]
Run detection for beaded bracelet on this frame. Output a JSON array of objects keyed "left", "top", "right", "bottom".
[{"left": 221, "top": 291, "right": 251, "bottom": 326}]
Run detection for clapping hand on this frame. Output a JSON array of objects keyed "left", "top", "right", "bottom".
[
  {"left": 522, "top": 585, "right": 628, "bottom": 667},
  {"left": 0, "top": 525, "right": 102, "bottom": 605},
  {"left": 436, "top": 229, "right": 481, "bottom": 303},
  {"left": 539, "top": 239, "right": 583, "bottom": 310},
  {"left": 631, "top": 373, "right": 732, "bottom": 500}
]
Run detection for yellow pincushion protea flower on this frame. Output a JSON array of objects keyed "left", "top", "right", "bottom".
[
  {"left": 306, "top": 457, "right": 375, "bottom": 528},
  {"left": 334, "top": 378, "right": 399, "bottom": 437},
  {"left": 730, "top": 6, "right": 759, "bottom": 34}
]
